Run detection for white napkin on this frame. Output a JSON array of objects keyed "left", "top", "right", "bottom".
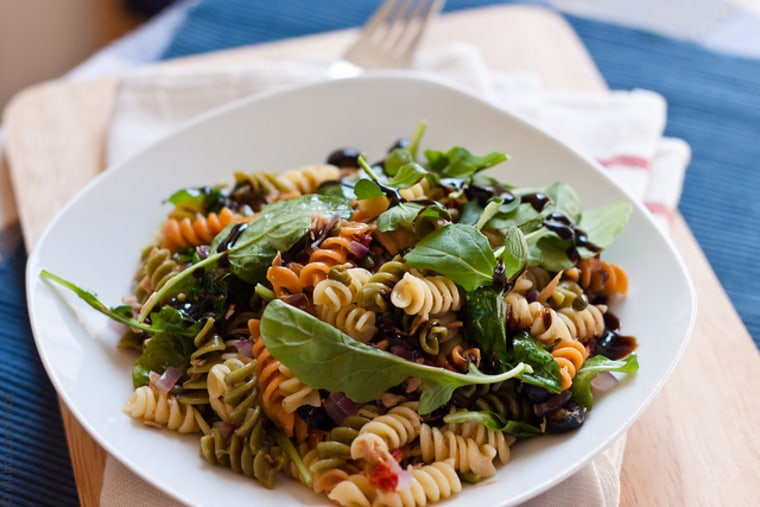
[{"left": 101, "top": 41, "right": 689, "bottom": 506}]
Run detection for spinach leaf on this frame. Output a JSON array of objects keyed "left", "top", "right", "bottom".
[
  {"left": 139, "top": 194, "right": 351, "bottom": 319},
  {"left": 443, "top": 410, "right": 543, "bottom": 438},
  {"left": 259, "top": 299, "right": 531, "bottom": 414},
  {"left": 512, "top": 332, "right": 563, "bottom": 393},
  {"left": 571, "top": 353, "right": 639, "bottom": 409},
  {"left": 404, "top": 223, "right": 496, "bottom": 292},
  {"left": 464, "top": 286, "right": 508, "bottom": 365}
]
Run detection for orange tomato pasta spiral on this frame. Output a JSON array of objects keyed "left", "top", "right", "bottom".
[
  {"left": 251, "top": 337, "right": 308, "bottom": 441},
  {"left": 266, "top": 252, "right": 304, "bottom": 296},
  {"left": 160, "top": 206, "right": 244, "bottom": 252},
  {"left": 577, "top": 257, "right": 629, "bottom": 296},
  {"left": 551, "top": 339, "right": 588, "bottom": 391},
  {"left": 299, "top": 236, "right": 352, "bottom": 288}
]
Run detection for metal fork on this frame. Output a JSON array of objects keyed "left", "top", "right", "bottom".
[{"left": 329, "top": 0, "right": 445, "bottom": 77}]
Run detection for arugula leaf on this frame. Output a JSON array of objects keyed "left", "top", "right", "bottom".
[
  {"left": 464, "top": 286, "right": 508, "bottom": 365},
  {"left": 41, "top": 270, "right": 160, "bottom": 334},
  {"left": 404, "top": 223, "right": 496, "bottom": 292},
  {"left": 260, "top": 299, "right": 532, "bottom": 414},
  {"left": 512, "top": 332, "right": 563, "bottom": 393},
  {"left": 443, "top": 410, "right": 543, "bottom": 438},
  {"left": 571, "top": 353, "right": 639, "bottom": 409},
  {"left": 376, "top": 202, "right": 423, "bottom": 232},
  {"left": 166, "top": 186, "right": 226, "bottom": 214},
  {"left": 139, "top": 194, "right": 351, "bottom": 319},
  {"left": 131, "top": 328, "right": 194, "bottom": 388},
  {"left": 425, "top": 147, "right": 508, "bottom": 178},
  {"left": 577, "top": 201, "right": 632, "bottom": 256},
  {"left": 544, "top": 182, "right": 582, "bottom": 222},
  {"left": 386, "top": 162, "right": 428, "bottom": 189},
  {"left": 354, "top": 178, "right": 384, "bottom": 199},
  {"left": 501, "top": 226, "right": 528, "bottom": 280}
]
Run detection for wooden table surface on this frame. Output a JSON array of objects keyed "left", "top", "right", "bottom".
[{"left": 4, "top": 5, "right": 759, "bottom": 506}]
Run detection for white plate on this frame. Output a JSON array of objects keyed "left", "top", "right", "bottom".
[{"left": 27, "top": 74, "right": 696, "bottom": 506}]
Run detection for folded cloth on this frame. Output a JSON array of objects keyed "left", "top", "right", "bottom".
[{"left": 102, "top": 41, "right": 688, "bottom": 506}]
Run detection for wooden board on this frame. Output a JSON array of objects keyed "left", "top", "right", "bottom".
[{"left": 3, "top": 4, "right": 759, "bottom": 506}]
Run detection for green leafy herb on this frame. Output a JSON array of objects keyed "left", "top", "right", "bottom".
[
  {"left": 259, "top": 299, "right": 532, "bottom": 414},
  {"left": 577, "top": 201, "right": 632, "bottom": 256},
  {"left": 354, "top": 178, "right": 384, "bottom": 199},
  {"left": 166, "top": 186, "right": 226, "bottom": 214},
  {"left": 425, "top": 147, "right": 508, "bottom": 178},
  {"left": 376, "top": 202, "right": 423, "bottom": 232},
  {"left": 512, "top": 332, "right": 563, "bottom": 393},
  {"left": 41, "top": 270, "right": 159, "bottom": 334},
  {"left": 443, "top": 409, "right": 543, "bottom": 438},
  {"left": 404, "top": 223, "right": 496, "bottom": 292},
  {"left": 571, "top": 353, "right": 639, "bottom": 409},
  {"left": 464, "top": 286, "right": 508, "bottom": 365},
  {"left": 139, "top": 194, "right": 351, "bottom": 320},
  {"left": 500, "top": 226, "right": 528, "bottom": 280}
]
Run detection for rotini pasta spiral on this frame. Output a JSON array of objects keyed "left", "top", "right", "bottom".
[
  {"left": 161, "top": 207, "right": 244, "bottom": 252},
  {"left": 251, "top": 337, "right": 309, "bottom": 441},
  {"left": 418, "top": 423, "right": 498, "bottom": 477},
  {"left": 551, "top": 339, "right": 588, "bottom": 391},
  {"left": 328, "top": 460, "right": 462, "bottom": 507},
  {"left": 351, "top": 402, "right": 422, "bottom": 462},
  {"left": 390, "top": 271, "right": 462, "bottom": 319},
  {"left": 356, "top": 258, "right": 407, "bottom": 312},
  {"left": 440, "top": 417, "right": 514, "bottom": 465},
  {"left": 317, "top": 303, "right": 377, "bottom": 343},
  {"left": 123, "top": 385, "right": 206, "bottom": 434},
  {"left": 557, "top": 304, "right": 607, "bottom": 342},
  {"left": 301, "top": 414, "right": 370, "bottom": 494},
  {"left": 199, "top": 404, "right": 286, "bottom": 489},
  {"left": 133, "top": 246, "right": 181, "bottom": 304}
]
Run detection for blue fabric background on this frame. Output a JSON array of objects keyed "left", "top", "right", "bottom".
[{"left": 5, "top": 0, "right": 759, "bottom": 505}]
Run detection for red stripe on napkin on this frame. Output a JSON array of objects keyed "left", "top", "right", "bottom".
[
  {"left": 597, "top": 155, "right": 650, "bottom": 170},
  {"left": 645, "top": 201, "right": 672, "bottom": 219}
]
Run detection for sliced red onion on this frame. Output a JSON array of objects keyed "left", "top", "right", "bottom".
[
  {"left": 234, "top": 339, "right": 254, "bottom": 359},
  {"left": 348, "top": 240, "right": 370, "bottom": 259},
  {"left": 282, "top": 293, "right": 309, "bottom": 309},
  {"left": 394, "top": 465, "right": 413, "bottom": 492},
  {"left": 151, "top": 367, "right": 182, "bottom": 394},
  {"left": 213, "top": 420, "right": 239, "bottom": 442},
  {"left": 590, "top": 372, "right": 619, "bottom": 396},
  {"left": 324, "top": 392, "right": 361, "bottom": 425},
  {"left": 534, "top": 390, "right": 572, "bottom": 417}
]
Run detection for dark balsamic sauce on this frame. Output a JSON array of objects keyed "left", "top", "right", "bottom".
[{"left": 594, "top": 311, "right": 638, "bottom": 360}]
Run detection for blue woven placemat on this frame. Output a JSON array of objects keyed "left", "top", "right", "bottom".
[
  {"left": 163, "top": 0, "right": 760, "bottom": 346},
  {"left": 0, "top": 240, "right": 78, "bottom": 507}
]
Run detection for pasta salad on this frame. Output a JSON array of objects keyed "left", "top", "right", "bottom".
[{"left": 44, "top": 122, "right": 638, "bottom": 506}]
